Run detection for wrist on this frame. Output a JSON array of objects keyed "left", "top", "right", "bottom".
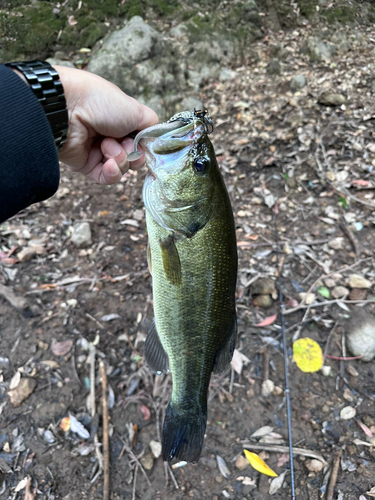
[{"left": 6, "top": 60, "right": 69, "bottom": 152}]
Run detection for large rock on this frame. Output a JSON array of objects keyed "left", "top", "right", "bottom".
[
  {"left": 346, "top": 310, "right": 375, "bottom": 362},
  {"left": 87, "top": 16, "right": 255, "bottom": 119}
]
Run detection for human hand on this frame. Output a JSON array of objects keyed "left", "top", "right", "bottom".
[{"left": 55, "top": 65, "right": 158, "bottom": 184}]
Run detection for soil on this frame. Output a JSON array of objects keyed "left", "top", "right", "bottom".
[{"left": 1, "top": 24, "right": 375, "bottom": 500}]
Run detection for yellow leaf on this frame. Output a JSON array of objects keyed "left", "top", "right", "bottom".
[
  {"left": 243, "top": 450, "right": 278, "bottom": 477},
  {"left": 293, "top": 338, "right": 323, "bottom": 373}
]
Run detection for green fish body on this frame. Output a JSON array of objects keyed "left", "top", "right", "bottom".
[{"left": 131, "top": 110, "right": 237, "bottom": 462}]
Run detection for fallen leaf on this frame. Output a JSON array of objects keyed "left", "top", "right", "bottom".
[
  {"left": 367, "top": 487, "right": 375, "bottom": 498},
  {"left": 230, "top": 349, "right": 251, "bottom": 375},
  {"left": 9, "top": 371, "right": 21, "bottom": 390},
  {"left": 101, "top": 313, "right": 121, "bottom": 322},
  {"left": 317, "top": 286, "right": 330, "bottom": 299},
  {"left": 8, "top": 378, "right": 37, "bottom": 407},
  {"left": 69, "top": 413, "right": 90, "bottom": 439},
  {"left": 293, "top": 338, "right": 323, "bottom": 373},
  {"left": 140, "top": 405, "right": 151, "bottom": 420},
  {"left": 352, "top": 179, "right": 370, "bottom": 186},
  {"left": 269, "top": 470, "right": 287, "bottom": 495},
  {"left": 243, "top": 450, "right": 278, "bottom": 477},
  {"left": 256, "top": 314, "right": 278, "bottom": 327},
  {"left": 52, "top": 339, "right": 73, "bottom": 356},
  {"left": 60, "top": 416, "right": 70, "bottom": 432},
  {"left": 357, "top": 420, "right": 373, "bottom": 438},
  {"left": 251, "top": 425, "right": 274, "bottom": 438},
  {"left": 217, "top": 455, "right": 231, "bottom": 478}
]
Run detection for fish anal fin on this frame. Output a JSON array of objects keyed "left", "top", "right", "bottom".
[
  {"left": 145, "top": 318, "right": 169, "bottom": 374},
  {"left": 160, "top": 235, "right": 181, "bottom": 286},
  {"left": 213, "top": 316, "right": 237, "bottom": 374}
]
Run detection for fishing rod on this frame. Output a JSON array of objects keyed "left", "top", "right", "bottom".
[{"left": 274, "top": 204, "right": 296, "bottom": 500}]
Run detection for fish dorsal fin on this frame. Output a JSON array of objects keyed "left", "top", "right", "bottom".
[
  {"left": 160, "top": 235, "right": 181, "bottom": 286},
  {"left": 145, "top": 318, "right": 169, "bottom": 374},
  {"left": 213, "top": 315, "right": 237, "bottom": 374}
]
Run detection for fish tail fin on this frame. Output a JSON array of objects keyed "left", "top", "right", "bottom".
[{"left": 162, "top": 403, "right": 207, "bottom": 463}]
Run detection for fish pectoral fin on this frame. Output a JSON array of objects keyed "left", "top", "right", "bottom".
[
  {"left": 147, "top": 241, "right": 152, "bottom": 276},
  {"left": 145, "top": 318, "right": 169, "bottom": 374},
  {"left": 160, "top": 235, "right": 181, "bottom": 286},
  {"left": 213, "top": 315, "right": 237, "bottom": 374}
]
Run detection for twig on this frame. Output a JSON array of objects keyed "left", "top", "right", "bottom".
[
  {"left": 167, "top": 462, "right": 179, "bottom": 489},
  {"left": 241, "top": 443, "right": 327, "bottom": 464},
  {"left": 86, "top": 313, "right": 105, "bottom": 330},
  {"left": 284, "top": 298, "right": 375, "bottom": 315},
  {"left": 90, "top": 344, "right": 104, "bottom": 481},
  {"left": 323, "top": 321, "right": 338, "bottom": 358},
  {"left": 100, "top": 361, "right": 110, "bottom": 500},
  {"left": 132, "top": 463, "right": 138, "bottom": 500},
  {"left": 326, "top": 449, "right": 342, "bottom": 500},
  {"left": 325, "top": 355, "right": 363, "bottom": 361},
  {"left": 262, "top": 347, "right": 269, "bottom": 382},
  {"left": 339, "top": 221, "right": 372, "bottom": 257}
]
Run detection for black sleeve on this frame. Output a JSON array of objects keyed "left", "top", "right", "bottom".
[{"left": 0, "top": 64, "right": 60, "bottom": 223}]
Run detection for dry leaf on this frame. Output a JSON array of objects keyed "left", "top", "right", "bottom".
[
  {"left": 60, "top": 416, "right": 70, "bottom": 432},
  {"left": 243, "top": 450, "right": 278, "bottom": 477},
  {"left": 357, "top": 420, "right": 373, "bottom": 438},
  {"left": 256, "top": 314, "right": 278, "bottom": 327},
  {"left": 52, "top": 339, "right": 73, "bottom": 356},
  {"left": 8, "top": 378, "right": 37, "bottom": 407},
  {"left": 269, "top": 470, "right": 287, "bottom": 494},
  {"left": 230, "top": 349, "right": 251, "bottom": 375},
  {"left": 140, "top": 404, "right": 151, "bottom": 420},
  {"left": 293, "top": 338, "right": 323, "bottom": 373},
  {"left": 69, "top": 413, "right": 90, "bottom": 439},
  {"left": 367, "top": 487, "right": 375, "bottom": 498},
  {"left": 9, "top": 371, "right": 21, "bottom": 390},
  {"left": 217, "top": 455, "right": 231, "bottom": 478},
  {"left": 251, "top": 425, "right": 274, "bottom": 438}
]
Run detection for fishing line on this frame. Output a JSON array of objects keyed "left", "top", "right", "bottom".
[{"left": 274, "top": 206, "right": 296, "bottom": 500}]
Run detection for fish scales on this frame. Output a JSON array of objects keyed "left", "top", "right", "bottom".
[{"left": 129, "top": 109, "right": 237, "bottom": 462}]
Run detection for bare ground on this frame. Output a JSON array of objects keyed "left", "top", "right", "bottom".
[{"left": 1, "top": 23, "right": 375, "bottom": 500}]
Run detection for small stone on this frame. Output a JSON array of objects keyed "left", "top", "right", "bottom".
[
  {"left": 320, "top": 366, "right": 332, "bottom": 376},
  {"left": 16, "top": 247, "right": 36, "bottom": 262},
  {"left": 261, "top": 379, "right": 274, "bottom": 397},
  {"left": 267, "top": 59, "right": 281, "bottom": 75},
  {"left": 215, "top": 475, "right": 223, "bottom": 484},
  {"left": 348, "top": 288, "right": 367, "bottom": 301},
  {"left": 343, "top": 388, "right": 355, "bottom": 402},
  {"left": 253, "top": 294, "right": 273, "bottom": 308},
  {"left": 140, "top": 452, "right": 154, "bottom": 470},
  {"left": 71, "top": 222, "right": 92, "bottom": 248},
  {"left": 332, "top": 286, "right": 349, "bottom": 299},
  {"left": 299, "top": 292, "right": 316, "bottom": 305},
  {"left": 250, "top": 196, "right": 263, "bottom": 205},
  {"left": 324, "top": 278, "right": 336, "bottom": 288},
  {"left": 283, "top": 242, "right": 292, "bottom": 255},
  {"left": 318, "top": 92, "right": 346, "bottom": 106},
  {"left": 235, "top": 455, "right": 249, "bottom": 471},
  {"left": 132, "top": 209, "right": 144, "bottom": 221},
  {"left": 150, "top": 440, "right": 162, "bottom": 459},
  {"left": 305, "top": 459, "right": 324, "bottom": 473},
  {"left": 272, "top": 386, "right": 283, "bottom": 396},
  {"left": 8, "top": 377, "right": 37, "bottom": 407},
  {"left": 291, "top": 75, "right": 306, "bottom": 91},
  {"left": 346, "top": 365, "right": 359, "bottom": 377},
  {"left": 251, "top": 278, "right": 277, "bottom": 296},
  {"left": 346, "top": 310, "right": 375, "bottom": 361},
  {"left": 340, "top": 406, "right": 356, "bottom": 420},
  {"left": 348, "top": 274, "right": 372, "bottom": 289}
]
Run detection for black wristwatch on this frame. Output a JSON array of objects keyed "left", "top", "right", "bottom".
[{"left": 6, "top": 60, "right": 69, "bottom": 151}]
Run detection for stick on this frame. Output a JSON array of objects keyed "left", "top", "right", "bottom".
[
  {"left": 326, "top": 450, "right": 342, "bottom": 500},
  {"left": 89, "top": 344, "right": 103, "bottom": 480},
  {"left": 241, "top": 443, "right": 327, "bottom": 464},
  {"left": 100, "top": 361, "right": 110, "bottom": 500}
]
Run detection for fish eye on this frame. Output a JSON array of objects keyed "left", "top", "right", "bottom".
[{"left": 193, "top": 157, "right": 209, "bottom": 173}]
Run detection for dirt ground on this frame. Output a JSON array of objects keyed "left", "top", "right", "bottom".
[{"left": 1, "top": 24, "right": 375, "bottom": 500}]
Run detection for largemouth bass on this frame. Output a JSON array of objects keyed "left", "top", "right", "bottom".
[{"left": 129, "top": 110, "right": 237, "bottom": 462}]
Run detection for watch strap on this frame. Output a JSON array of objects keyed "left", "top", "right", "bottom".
[{"left": 6, "top": 60, "right": 69, "bottom": 151}]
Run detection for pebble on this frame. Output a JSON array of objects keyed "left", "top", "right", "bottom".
[
  {"left": 346, "top": 365, "right": 359, "bottom": 377},
  {"left": 305, "top": 459, "right": 324, "bottom": 473},
  {"left": 150, "top": 440, "right": 162, "bottom": 458},
  {"left": 253, "top": 294, "right": 273, "bottom": 308},
  {"left": 318, "top": 92, "right": 346, "bottom": 106},
  {"left": 331, "top": 286, "right": 349, "bottom": 299},
  {"left": 321, "top": 365, "right": 332, "bottom": 376},
  {"left": 17, "top": 247, "right": 36, "bottom": 262},
  {"left": 140, "top": 452, "right": 154, "bottom": 470},
  {"left": 299, "top": 292, "right": 316, "bottom": 305},
  {"left": 340, "top": 406, "right": 356, "bottom": 420},
  {"left": 348, "top": 274, "right": 372, "bottom": 289},
  {"left": 349, "top": 288, "right": 367, "bottom": 301},
  {"left": 346, "top": 310, "right": 375, "bottom": 361},
  {"left": 251, "top": 278, "right": 277, "bottom": 297},
  {"left": 235, "top": 455, "right": 249, "bottom": 471},
  {"left": 71, "top": 222, "right": 92, "bottom": 248},
  {"left": 261, "top": 379, "right": 274, "bottom": 397},
  {"left": 324, "top": 278, "right": 336, "bottom": 288},
  {"left": 343, "top": 388, "right": 355, "bottom": 402},
  {"left": 8, "top": 377, "right": 37, "bottom": 407},
  {"left": 291, "top": 74, "right": 306, "bottom": 91}
]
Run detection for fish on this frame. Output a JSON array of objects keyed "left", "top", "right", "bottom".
[{"left": 128, "top": 109, "right": 237, "bottom": 462}]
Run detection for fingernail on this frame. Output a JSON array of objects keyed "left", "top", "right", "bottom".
[
  {"left": 122, "top": 138, "right": 137, "bottom": 155},
  {"left": 104, "top": 139, "right": 122, "bottom": 158},
  {"left": 107, "top": 161, "right": 120, "bottom": 177}
]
